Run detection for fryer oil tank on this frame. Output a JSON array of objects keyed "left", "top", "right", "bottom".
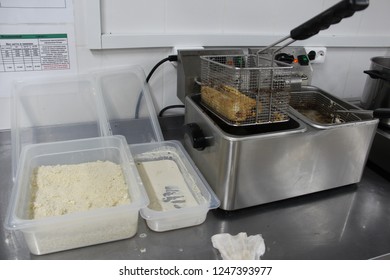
[{"left": 183, "top": 87, "right": 378, "bottom": 210}]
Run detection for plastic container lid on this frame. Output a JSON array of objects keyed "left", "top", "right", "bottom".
[
  {"left": 11, "top": 65, "right": 163, "bottom": 181},
  {"left": 92, "top": 65, "right": 163, "bottom": 144},
  {"left": 11, "top": 74, "right": 107, "bottom": 181}
]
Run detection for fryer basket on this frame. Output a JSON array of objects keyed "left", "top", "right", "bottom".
[
  {"left": 289, "top": 91, "right": 362, "bottom": 124},
  {"left": 198, "top": 0, "right": 369, "bottom": 126},
  {"left": 200, "top": 54, "right": 292, "bottom": 126}
]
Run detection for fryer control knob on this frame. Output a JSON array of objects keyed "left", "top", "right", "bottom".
[
  {"left": 184, "top": 123, "right": 207, "bottom": 151},
  {"left": 275, "top": 53, "right": 294, "bottom": 64}
]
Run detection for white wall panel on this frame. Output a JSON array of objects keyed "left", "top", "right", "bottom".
[
  {"left": 310, "top": 47, "right": 388, "bottom": 99},
  {"left": 101, "top": 0, "right": 165, "bottom": 34},
  {"left": 92, "top": 0, "right": 390, "bottom": 49},
  {"left": 1, "top": 0, "right": 389, "bottom": 130},
  {"left": 165, "top": 0, "right": 225, "bottom": 33}
]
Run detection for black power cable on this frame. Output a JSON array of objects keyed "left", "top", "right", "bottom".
[
  {"left": 158, "top": 104, "right": 185, "bottom": 117},
  {"left": 135, "top": 55, "right": 179, "bottom": 119}
]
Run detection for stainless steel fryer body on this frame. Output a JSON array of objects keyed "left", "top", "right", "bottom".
[{"left": 183, "top": 87, "right": 378, "bottom": 210}]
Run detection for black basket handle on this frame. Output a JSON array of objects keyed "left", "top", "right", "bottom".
[
  {"left": 290, "top": 0, "right": 369, "bottom": 41},
  {"left": 373, "top": 108, "right": 390, "bottom": 119}
]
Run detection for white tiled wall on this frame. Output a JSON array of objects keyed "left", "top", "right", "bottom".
[{"left": 0, "top": 0, "right": 389, "bottom": 130}]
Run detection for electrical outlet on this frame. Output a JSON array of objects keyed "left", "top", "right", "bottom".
[{"left": 304, "top": 47, "right": 327, "bottom": 64}]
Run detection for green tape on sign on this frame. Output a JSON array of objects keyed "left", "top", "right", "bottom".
[{"left": 0, "top": 34, "right": 67, "bottom": 40}]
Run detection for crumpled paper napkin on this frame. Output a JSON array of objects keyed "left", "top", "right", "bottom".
[{"left": 211, "top": 232, "right": 266, "bottom": 260}]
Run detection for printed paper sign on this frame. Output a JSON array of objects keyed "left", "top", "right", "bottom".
[{"left": 0, "top": 34, "right": 70, "bottom": 72}]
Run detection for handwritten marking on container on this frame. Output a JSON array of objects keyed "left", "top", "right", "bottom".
[
  {"left": 136, "top": 160, "right": 199, "bottom": 211},
  {"left": 163, "top": 185, "right": 187, "bottom": 208}
]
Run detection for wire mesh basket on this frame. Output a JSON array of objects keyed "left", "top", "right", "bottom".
[
  {"left": 289, "top": 91, "right": 362, "bottom": 125},
  {"left": 200, "top": 54, "right": 293, "bottom": 126}
]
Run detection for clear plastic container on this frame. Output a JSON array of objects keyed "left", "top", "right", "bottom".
[
  {"left": 92, "top": 65, "right": 163, "bottom": 144},
  {"left": 12, "top": 65, "right": 164, "bottom": 182},
  {"left": 5, "top": 136, "right": 149, "bottom": 255},
  {"left": 11, "top": 74, "right": 108, "bottom": 181},
  {"left": 130, "top": 140, "right": 220, "bottom": 232}
]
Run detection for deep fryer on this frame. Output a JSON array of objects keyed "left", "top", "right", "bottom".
[{"left": 177, "top": 0, "right": 377, "bottom": 210}]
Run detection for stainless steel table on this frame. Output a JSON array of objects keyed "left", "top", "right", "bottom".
[{"left": 1, "top": 116, "right": 390, "bottom": 260}]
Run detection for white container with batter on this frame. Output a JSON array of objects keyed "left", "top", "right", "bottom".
[{"left": 131, "top": 141, "right": 220, "bottom": 232}]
